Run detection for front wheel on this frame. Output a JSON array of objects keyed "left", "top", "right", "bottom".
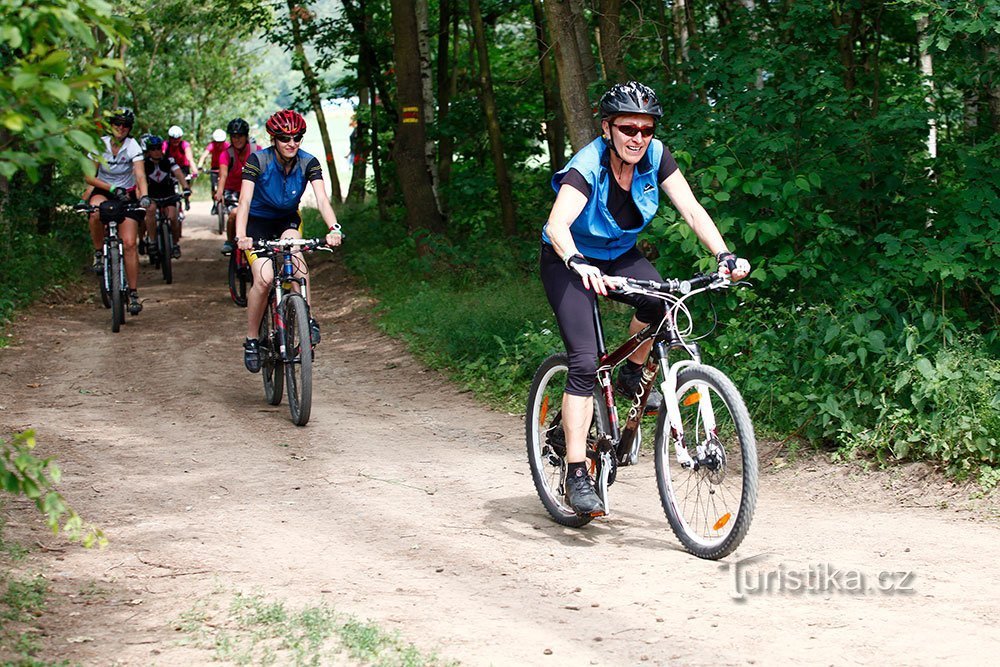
[
  {"left": 158, "top": 220, "right": 173, "bottom": 284},
  {"left": 216, "top": 202, "right": 226, "bottom": 235},
  {"left": 108, "top": 244, "right": 124, "bottom": 333},
  {"left": 228, "top": 251, "right": 249, "bottom": 307},
  {"left": 654, "top": 365, "right": 758, "bottom": 560},
  {"left": 260, "top": 301, "right": 283, "bottom": 406},
  {"left": 525, "top": 354, "right": 609, "bottom": 528},
  {"left": 282, "top": 294, "right": 313, "bottom": 426}
]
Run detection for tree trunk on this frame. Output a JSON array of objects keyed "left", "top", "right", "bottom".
[
  {"left": 342, "top": 0, "right": 398, "bottom": 124},
  {"left": 655, "top": 0, "right": 673, "bottom": 81},
  {"left": 390, "top": 0, "right": 446, "bottom": 235},
  {"left": 569, "top": 0, "right": 598, "bottom": 84},
  {"left": 436, "top": 0, "right": 455, "bottom": 208},
  {"left": 673, "top": 0, "right": 690, "bottom": 67},
  {"left": 415, "top": 0, "right": 438, "bottom": 198},
  {"left": 984, "top": 43, "right": 1000, "bottom": 136},
  {"left": 544, "top": 0, "right": 597, "bottom": 152},
  {"left": 469, "top": 0, "right": 517, "bottom": 236},
  {"left": 287, "top": 0, "right": 343, "bottom": 205},
  {"left": 597, "top": 0, "right": 626, "bottom": 84},
  {"left": 916, "top": 16, "right": 936, "bottom": 159},
  {"left": 532, "top": 0, "right": 566, "bottom": 171},
  {"left": 347, "top": 83, "right": 369, "bottom": 204}
]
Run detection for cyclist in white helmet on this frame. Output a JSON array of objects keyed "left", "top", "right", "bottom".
[{"left": 198, "top": 128, "right": 229, "bottom": 212}]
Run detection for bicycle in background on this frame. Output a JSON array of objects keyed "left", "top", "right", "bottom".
[
  {"left": 75, "top": 199, "right": 146, "bottom": 333},
  {"left": 525, "top": 272, "right": 758, "bottom": 560}
]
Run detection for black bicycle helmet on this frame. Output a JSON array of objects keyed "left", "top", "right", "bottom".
[
  {"left": 598, "top": 82, "right": 663, "bottom": 119},
  {"left": 110, "top": 107, "right": 135, "bottom": 128},
  {"left": 227, "top": 117, "right": 250, "bottom": 135}
]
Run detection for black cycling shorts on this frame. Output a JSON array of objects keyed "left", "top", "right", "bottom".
[
  {"left": 246, "top": 212, "right": 302, "bottom": 242},
  {"left": 539, "top": 242, "right": 666, "bottom": 397}
]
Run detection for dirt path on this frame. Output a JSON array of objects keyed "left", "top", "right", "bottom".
[{"left": 1, "top": 204, "right": 999, "bottom": 666}]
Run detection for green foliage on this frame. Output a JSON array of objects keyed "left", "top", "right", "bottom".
[
  {"left": 0, "top": 0, "right": 128, "bottom": 180},
  {"left": 1, "top": 431, "right": 105, "bottom": 548}
]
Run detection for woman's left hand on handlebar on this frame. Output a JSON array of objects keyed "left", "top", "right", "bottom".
[
  {"left": 237, "top": 236, "right": 254, "bottom": 251},
  {"left": 325, "top": 229, "right": 343, "bottom": 247},
  {"left": 717, "top": 252, "right": 751, "bottom": 281}
]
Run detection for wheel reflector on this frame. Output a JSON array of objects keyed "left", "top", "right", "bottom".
[
  {"left": 713, "top": 513, "right": 731, "bottom": 531},
  {"left": 539, "top": 396, "right": 549, "bottom": 425},
  {"left": 682, "top": 391, "right": 701, "bottom": 406}
]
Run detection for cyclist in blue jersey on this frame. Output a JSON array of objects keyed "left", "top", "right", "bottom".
[
  {"left": 234, "top": 109, "right": 343, "bottom": 372},
  {"left": 541, "top": 82, "right": 751, "bottom": 515}
]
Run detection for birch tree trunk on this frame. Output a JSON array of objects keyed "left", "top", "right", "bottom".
[{"left": 916, "top": 15, "right": 937, "bottom": 158}]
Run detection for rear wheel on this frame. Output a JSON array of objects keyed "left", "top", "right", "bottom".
[
  {"left": 157, "top": 219, "right": 172, "bottom": 284},
  {"left": 282, "top": 294, "right": 313, "bottom": 426},
  {"left": 108, "top": 244, "right": 124, "bottom": 333},
  {"left": 525, "top": 354, "right": 609, "bottom": 527},
  {"left": 654, "top": 365, "right": 758, "bottom": 560},
  {"left": 228, "top": 251, "right": 249, "bottom": 307},
  {"left": 260, "top": 301, "right": 283, "bottom": 406}
]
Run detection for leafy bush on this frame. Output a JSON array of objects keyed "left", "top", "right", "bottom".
[{"left": 1, "top": 430, "right": 104, "bottom": 547}]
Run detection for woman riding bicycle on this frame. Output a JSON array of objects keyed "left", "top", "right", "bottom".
[
  {"left": 83, "top": 108, "right": 151, "bottom": 316},
  {"left": 234, "top": 109, "right": 343, "bottom": 373},
  {"left": 541, "top": 81, "right": 750, "bottom": 515}
]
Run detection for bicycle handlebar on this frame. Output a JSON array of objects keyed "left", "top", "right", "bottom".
[
  {"left": 73, "top": 200, "right": 146, "bottom": 214},
  {"left": 608, "top": 272, "right": 724, "bottom": 297},
  {"left": 250, "top": 237, "right": 334, "bottom": 254}
]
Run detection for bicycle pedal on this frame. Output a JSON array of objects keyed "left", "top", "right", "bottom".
[{"left": 588, "top": 510, "right": 607, "bottom": 518}]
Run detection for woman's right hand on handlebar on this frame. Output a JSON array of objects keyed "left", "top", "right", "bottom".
[
  {"left": 566, "top": 254, "right": 611, "bottom": 296},
  {"left": 236, "top": 236, "right": 254, "bottom": 251}
]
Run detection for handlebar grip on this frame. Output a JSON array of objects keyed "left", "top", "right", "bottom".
[{"left": 679, "top": 273, "right": 717, "bottom": 294}]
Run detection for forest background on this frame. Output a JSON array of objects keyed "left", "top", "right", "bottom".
[{"left": 1, "top": 0, "right": 998, "bottom": 483}]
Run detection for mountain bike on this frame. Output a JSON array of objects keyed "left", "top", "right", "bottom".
[
  {"left": 148, "top": 193, "right": 182, "bottom": 284},
  {"left": 252, "top": 237, "right": 332, "bottom": 426},
  {"left": 525, "top": 272, "right": 758, "bottom": 560},
  {"left": 75, "top": 199, "right": 145, "bottom": 333},
  {"left": 222, "top": 194, "right": 250, "bottom": 307}
]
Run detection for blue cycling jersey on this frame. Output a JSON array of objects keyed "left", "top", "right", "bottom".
[{"left": 242, "top": 147, "right": 323, "bottom": 220}]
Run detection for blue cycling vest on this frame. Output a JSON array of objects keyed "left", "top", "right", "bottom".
[
  {"left": 248, "top": 147, "right": 316, "bottom": 219},
  {"left": 543, "top": 137, "right": 664, "bottom": 260}
]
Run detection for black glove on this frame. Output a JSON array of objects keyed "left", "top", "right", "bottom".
[
  {"left": 183, "top": 189, "right": 191, "bottom": 196},
  {"left": 110, "top": 185, "right": 130, "bottom": 201},
  {"left": 138, "top": 196, "right": 151, "bottom": 208}
]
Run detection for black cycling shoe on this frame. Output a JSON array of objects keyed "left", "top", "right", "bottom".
[
  {"left": 171, "top": 244, "right": 181, "bottom": 259},
  {"left": 309, "top": 318, "right": 320, "bottom": 345},
  {"left": 615, "top": 364, "right": 663, "bottom": 412},
  {"left": 127, "top": 291, "right": 142, "bottom": 315},
  {"left": 243, "top": 338, "right": 261, "bottom": 373},
  {"left": 564, "top": 467, "right": 605, "bottom": 516},
  {"left": 138, "top": 238, "right": 147, "bottom": 255},
  {"left": 91, "top": 250, "right": 103, "bottom": 274}
]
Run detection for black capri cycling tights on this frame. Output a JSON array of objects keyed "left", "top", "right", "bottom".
[{"left": 540, "top": 242, "right": 666, "bottom": 397}]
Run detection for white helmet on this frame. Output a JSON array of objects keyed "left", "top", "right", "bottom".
[
  {"left": 212, "top": 128, "right": 226, "bottom": 142},
  {"left": 167, "top": 125, "right": 183, "bottom": 138}
]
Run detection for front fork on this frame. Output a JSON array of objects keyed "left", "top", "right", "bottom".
[{"left": 656, "top": 343, "right": 716, "bottom": 468}]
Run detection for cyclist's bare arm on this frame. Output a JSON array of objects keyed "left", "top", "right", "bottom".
[
  {"left": 234, "top": 179, "right": 256, "bottom": 250},
  {"left": 172, "top": 166, "right": 190, "bottom": 192},
  {"left": 215, "top": 164, "right": 229, "bottom": 201}
]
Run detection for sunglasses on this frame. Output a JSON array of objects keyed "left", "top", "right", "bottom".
[
  {"left": 613, "top": 123, "right": 655, "bottom": 138},
  {"left": 275, "top": 132, "right": 305, "bottom": 143}
]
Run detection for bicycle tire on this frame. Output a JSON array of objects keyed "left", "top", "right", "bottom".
[
  {"left": 228, "top": 252, "right": 248, "bottom": 307},
  {"left": 158, "top": 220, "right": 173, "bottom": 284},
  {"left": 98, "top": 257, "right": 111, "bottom": 309},
  {"left": 282, "top": 294, "right": 313, "bottom": 426},
  {"left": 260, "top": 302, "right": 283, "bottom": 405},
  {"left": 109, "top": 244, "right": 124, "bottom": 333},
  {"left": 653, "top": 364, "right": 758, "bottom": 560},
  {"left": 216, "top": 204, "right": 226, "bottom": 235},
  {"left": 525, "top": 353, "right": 610, "bottom": 528}
]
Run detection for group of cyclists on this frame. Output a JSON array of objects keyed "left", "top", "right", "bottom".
[
  {"left": 84, "top": 81, "right": 751, "bottom": 519},
  {"left": 83, "top": 107, "right": 343, "bottom": 365}
]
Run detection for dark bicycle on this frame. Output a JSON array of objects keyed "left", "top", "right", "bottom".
[
  {"left": 252, "top": 237, "right": 332, "bottom": 426},
  {"left": 525, "top": 272, "right": 758, "bottom": 560},
  {"left": 147, "top": 193, "right": 182, "bottom": 284},
  {"left": 75, "top": 199, "right": 145, "bottom": 333},
  {"left": 222, "top": 194, "right": 251, "bottom": 307}
]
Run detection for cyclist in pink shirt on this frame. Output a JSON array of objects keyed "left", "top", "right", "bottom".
[
  {"left": 198, "top": 129, "right": 229, "bottom": 211},
  {"left": 215, "top": 118, "right": 258, "bottom": 254}
]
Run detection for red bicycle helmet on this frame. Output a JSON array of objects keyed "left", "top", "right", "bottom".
[{"left": 265, "top": 109, "right": 307, "bottom": 136}]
